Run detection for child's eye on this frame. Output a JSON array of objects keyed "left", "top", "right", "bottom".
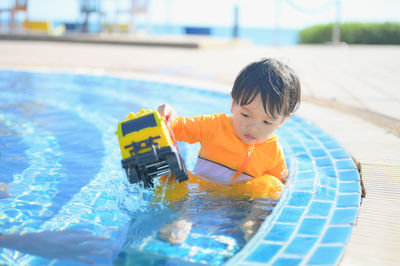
[
  {"left": 241, "top": 113, "right": 249, "bottom": 118},
  {"left": 264, "top": 120, "right": 272, "bottom": 125}
]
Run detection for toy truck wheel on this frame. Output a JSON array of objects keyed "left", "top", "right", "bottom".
[
  {"left": 166, "top": 153, "right": 180, "bottom": 170},
  {"left": 126, "top": 166, "right": 139, "bottom": 184},
  {"left": 166, "top": 153, "right": 188, "bottom": 183},
  {"left": 176, "top": 155, "right": 189, "bottom": 182}
]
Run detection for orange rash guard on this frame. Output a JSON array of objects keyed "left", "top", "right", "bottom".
[{"left": 162, "top": 113, "right": 287, "bottom": 200}]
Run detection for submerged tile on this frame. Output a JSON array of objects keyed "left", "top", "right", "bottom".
[
  {"left": 265, "top": 223, "right": 296, "bottom": 242},
  {"left": 338, "top": 169, "right": 360, "bottom": 181},
  {"left": 308, "top": 246, "right": 344, "bottom": 265},
  {"left": 284, "top": 236, "right": 318, "bottom": 255},
  {"left": 336, "top": 159, "right": 357, "bottom": 170},
  {"left": 277, "top": 207, "right": 305, "bottom": 223},
  {"left": 306, "top": 201, "right": 333, "bottom": 217},
  {"left": 339, "top": 181, "right": 360, "bottom": 194},
  {"left": 296, "top": 171, "right": 316, "bottom": 180},
  {"left": 298, "top": 218, "right": 327, "bottom": 236},
  {"left": 330, "top": 208, "right": 358, "bottom": 225},
  {"left": 318, "top": 167, "right": 337, "bottom": 178},
  {"left": 315, "top": 157, "right": 334, "bottom": 167},
  {"left": 322, "top": 226, "right": 353, "bottom": 244},
  {"left": 309, "top": 148, "right": 328, "bottom": 158},
  {"left": 245, "top": 243, "right": 282, "bottom": 263},
  {"left": 272, "top": 257, "right": 302, "bottom": 266},
  {"left": 336, "top": 194, "right": 361, "bottom": 207},
  {"left": 314, "top": 187, "right": 336, "bottom": 201},
  {"left": 329, "top": 150, "right": 350, "bottom": 160},
  {"left": 287, "top": 192, "right": 313, "bottom": 207},
  {"left": 323, "top": 141, "right": 342, "bottom": 150}
]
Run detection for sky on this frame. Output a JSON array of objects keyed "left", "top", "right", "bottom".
[{"left": 14, "top": 0, "right": 400, "bottom": 29}]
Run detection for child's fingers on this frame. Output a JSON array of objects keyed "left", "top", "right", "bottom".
[
  {"left": 158, "top": 104, "right": 176, "bottom": 124},
  {"left": 157, "top": 104, "right": 167, "bottom": 115}
]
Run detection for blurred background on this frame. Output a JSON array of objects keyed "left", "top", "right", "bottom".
[{"left": 0, "top": 0, "right": 399, "bottom": 46}]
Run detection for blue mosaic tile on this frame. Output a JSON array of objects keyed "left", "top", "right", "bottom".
[
  {"left": 296, "top": 171, "right": 316, "bottom": 180},
  {"left": 336, "top": 159, "right": 357, "bottom": 170},
  {"left": 322, "top": 226, "right": 353, "bottom": 244},
  {"left": 336, "top": 194, "right": 361, "bottom": 207},
  {"left": 292, "top": 179, "right": 316, "bottom": 192},
  {"left": 296, "top": 153, "right": 312, "bottom": 161},
  {"left": 246, "top": 243, "right": 283, "bottom": 263},
  {"left": 330, "top": 208, "right": 358, "bottom": 225},
  {"left": 284, "top": 236, "right": 318, "bottom": 255},
  {"left": 338, "top": 169, "right": 360, "bottom": 181},
  {"left": 297, "top": 162, "right": 315, "bottom": 171},
  {"left": 298, "top": 218, "right": 327, "bottom": 236},
  {"left": 314, "top": 187, "right": 336, "bottom": 201},
  {"left": 306, "top": 202, "right": 333, "bottom": 217},
  {"left": 309, "top": 148, "right": 328, "bottom": 158},
  {"left": 308, "top": 246, "right": 344, "bottom": 265},
  {"left": 265, "top": 223, "right": 296, "bottom": 242},
  {"left": 272, "top": 257, "right": 302, "bottom": 266},
  {"left": 330, "top": 150, "right": 350, "bottom": 160},
  {"left": 318, "top": 167, "right": 337, "bottom": 178},
  {"left": 277, "top": 207, "right": 305, "bottom": 223},
  {"left": 315, "top": 157, "right": 334, "bottom": 167},
  {"left": 303, "top": 140, "right": 322, "bottom": 149},
  {"left": 287, "top": 139, "right": 301, "bottom": 145},
  {"left": 291, "top": 146, "right": 307, "bottom": 155},
  {"left": 323, "top": 141, "right": 342, "bottom": 150},
  {"left": 339, "top": 181, "right": 360, "bottom": 194},
  {"left": 327, "top": 177, "right": 338, "bottom": 188},
  {"left": 316, "top": 134, "right": 335, "bottom": 142},
  {"left": 308, "top": 127, "right": 325, "bottom": 136},
  {"left": 287, "top": 192, "right": 313, "bottom": 207}
]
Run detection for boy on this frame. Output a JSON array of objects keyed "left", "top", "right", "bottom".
[{"left": 158, "top": 58, "right": 301, "bottom": 243}]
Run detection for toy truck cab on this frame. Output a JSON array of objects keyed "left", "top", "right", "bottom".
[{"left": 116, "top": 109, "right": 188, "bottom": 187}]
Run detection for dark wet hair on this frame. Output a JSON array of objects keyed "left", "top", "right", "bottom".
[{"left": 231, "top": 58, "right": 301, "bottom": 119}]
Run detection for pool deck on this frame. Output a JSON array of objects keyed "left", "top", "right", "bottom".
[{"left": 1, "top": 35, "right": 399, "bottom": 265}]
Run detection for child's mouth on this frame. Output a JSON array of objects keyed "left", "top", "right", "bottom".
[{"left": 244, "top": 134, "right": 256, "bottom": 141}]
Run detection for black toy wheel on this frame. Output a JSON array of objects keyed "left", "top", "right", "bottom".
[
  {"left": 166, "top": 153, "right": 188, "bottom": 183},
  {"left": 176, "top": 155, "right": 189, "bottom": 182},
  {"left": 126, "top": 166, "right": 139, "bottom": 184}
]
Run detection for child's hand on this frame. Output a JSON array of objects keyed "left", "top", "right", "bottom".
[{"left": 157, "top": 104, "right": 177, "bottom": 126}]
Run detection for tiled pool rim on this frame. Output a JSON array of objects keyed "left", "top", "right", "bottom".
[
  {"left": 227, "top": 117, "right": 361, "bottom": 266},
  {"left": 0, "top": 69, "right": 362, "bottom": 265}
]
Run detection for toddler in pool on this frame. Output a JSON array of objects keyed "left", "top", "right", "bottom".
[{"left": 157, "top": 58, "right": 301, "bottom": 243}]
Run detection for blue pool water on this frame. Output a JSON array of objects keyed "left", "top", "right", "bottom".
[{"left": 0, "top": 70, "right": 361, "bottom": 265}]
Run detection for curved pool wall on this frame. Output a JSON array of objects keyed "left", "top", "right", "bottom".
[{"left": 0, "top": 70, "right": 361, "bottom": 265}]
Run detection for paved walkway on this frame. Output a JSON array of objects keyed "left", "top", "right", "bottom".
[{"left": 0, "top": 38, "right": 399, "bottom": 265}]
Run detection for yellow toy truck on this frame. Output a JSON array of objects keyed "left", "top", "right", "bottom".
[{"left": 116, "top": 109, "right": 188, "bottom": 187}]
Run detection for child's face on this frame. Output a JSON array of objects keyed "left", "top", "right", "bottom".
[{"left": 231, "top": 93, "right": 286, "bottom": 145}]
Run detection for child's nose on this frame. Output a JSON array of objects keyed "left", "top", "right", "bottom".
[{"left": 246, "top": 121, "right": 259, "bottom": 132}]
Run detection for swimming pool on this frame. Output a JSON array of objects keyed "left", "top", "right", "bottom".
[{"left": 0, "top": 70, "right": 361, "bottom": 265}]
